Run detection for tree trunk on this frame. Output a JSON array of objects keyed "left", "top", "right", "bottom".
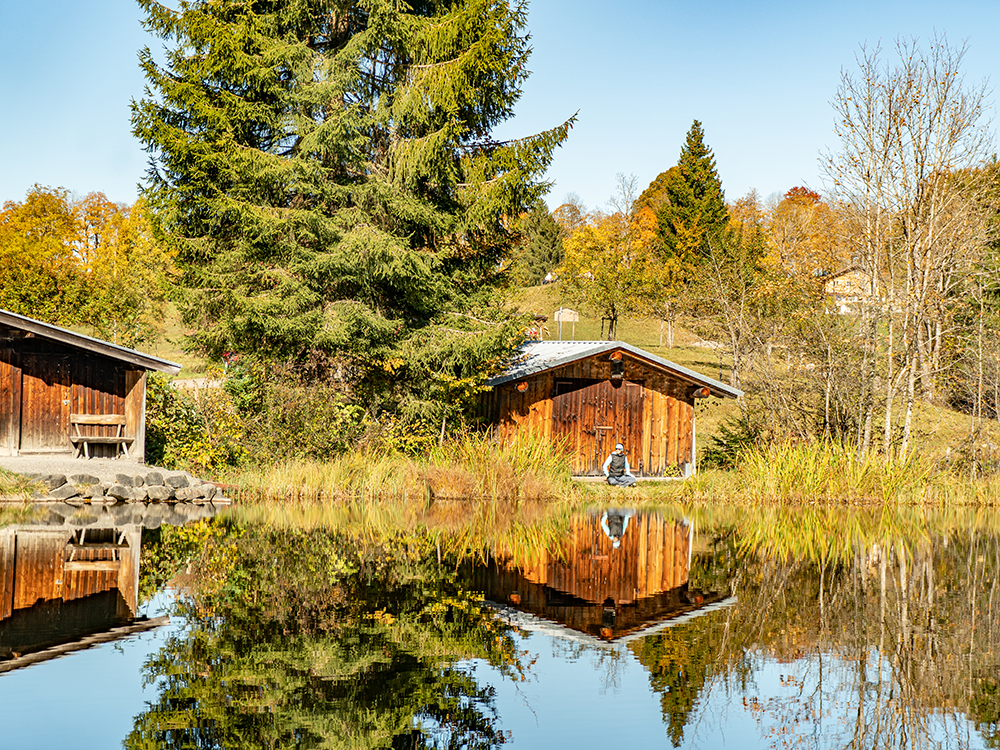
[
  {"left": 900, "top": 354, "right": 918, "bottom": 455},
  {"left": 883, "top": 313, "right": 895, "bottom": 457}
]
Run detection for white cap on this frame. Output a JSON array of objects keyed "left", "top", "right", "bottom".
[{"left": 615, "top": 443, "right": 624, "bottom": 451}]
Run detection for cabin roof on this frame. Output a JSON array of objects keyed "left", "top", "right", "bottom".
[
  {"left": 487, "top": 340, "right": 743, "bottom": 399},
  {"left": 0, "top": 616, "right": 170, "bottom": 675},
  {"left": 486, "top": 595, "right": 738, "bottom": 649},
  {"left": 0, "top": 308, "right": 182, "bottom": 375}
]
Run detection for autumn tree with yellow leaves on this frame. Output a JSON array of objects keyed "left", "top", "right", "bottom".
[
  {"left": 560, "top": 177, "right": 674, "bottom": 340},
  {"left": 75, "top": 193, "right": 175, "bottom": 346},
  {"left": 0, "top": 185, "right": 175, "bottom": 346},
  {"left": 765, "top": 187, "right": 845, "bottom": 282},
  {"left": 0, "top": 186, "right": 84, "bottom": 326}
]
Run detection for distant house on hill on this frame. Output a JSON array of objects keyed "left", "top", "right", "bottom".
[
  {"left": 824, "top": 266, "right": 875, "bottom": 314},
  {"left": 481, "top": 341, "right": 742, "bottom": 477},
  {"left": 0, "top": 309, "right": 180, "bottom": 460}
]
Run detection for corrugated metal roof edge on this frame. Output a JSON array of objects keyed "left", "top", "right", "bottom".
[
  {"left": 0, "top": 308, "right": 182, "bottom": 375},
  {"left": 487, "top": 340, "right": 743, "bottom": 399}
]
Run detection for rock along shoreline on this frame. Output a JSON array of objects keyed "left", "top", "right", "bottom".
[
  {"left": 24, "top": 470, "right": 229, "bottom": 504},
  {"left": 0, "top": 456, "right": 232, "bottom": 506}
]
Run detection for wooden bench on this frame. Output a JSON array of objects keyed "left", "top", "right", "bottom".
[{"left": 70, "top": 414, "right": 133, "bottom": 459}]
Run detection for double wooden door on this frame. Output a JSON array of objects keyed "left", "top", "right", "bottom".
[{"left": 551, "top": 379, "right": 644, "bottom": 475}]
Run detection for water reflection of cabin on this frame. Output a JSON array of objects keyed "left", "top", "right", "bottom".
[
  {"left": 0, "top": 308, "right": 181, "bottom": 460},
  {"left": 0, "top": 525, "right": 157, "bottom": 672},
  {"left": 470, "top": 512, "right": 733, "bottom": 644},
  {"left": 482, "top": 341, "right": 742, "bottom": 476}
]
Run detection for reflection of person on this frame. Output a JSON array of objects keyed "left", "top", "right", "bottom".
[
  {"left": 602, "top": 443, "right": 637, "bottom": 486},
  {"left": 601, "top": 509, "right": 634, "bottom": 549}
]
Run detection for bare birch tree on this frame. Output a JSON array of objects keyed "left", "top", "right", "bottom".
[{"left": 825, "top": 35, "right": 993, "bottom": 458}]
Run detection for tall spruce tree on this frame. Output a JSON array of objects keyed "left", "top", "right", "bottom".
[
  {"left": 656, "top": 120, "right": 728, "bottom": 265},
  {"left": 132, "top": 0, "right": 572, "bottom": 416}
]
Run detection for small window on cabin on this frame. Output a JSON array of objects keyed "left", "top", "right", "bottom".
[
  {"left": 555, "top": 380, "right": 574, "bottom": 396},
  {"left": 610, "top": 360, "right": 624, "bottom": 379}
]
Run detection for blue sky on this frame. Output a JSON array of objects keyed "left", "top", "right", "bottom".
[{"left": 2, "top": 1, "right": 999, "bottom": 213}]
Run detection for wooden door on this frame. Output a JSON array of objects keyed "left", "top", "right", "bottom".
[
  {"left": 552, "top": 379, "right": 600, "bottom": 475},
  {"left": 552, "top": 379, "right": 644, "bottom": 475},
  {"left": 19, "top": 354, "right": 71, "bottom": 452},
  {"left": 596, "top": 380, "right": 644, "bottom": 474}
]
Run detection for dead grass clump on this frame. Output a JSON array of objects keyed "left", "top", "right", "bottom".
[
  {"left": 735, "top": 442, "right": 935, "bottom": 503},
  {"left": 0, "top": 468, "right": 41, "bottom": 506}
]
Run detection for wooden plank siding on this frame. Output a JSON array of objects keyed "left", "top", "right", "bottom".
[
  {"left": 481, "top": 351, "right": 698, "bottom": 476},
  {"left": 0, "top": 349, "right": 20, "bottom": 456},
  {"left": 124, "top": 371, "right": 147, "bottom": 461},
  {"left": 468, "top": 512, "right": 696, "bottom": 640},
  {"left": 12, "top": 531, "right": 65, "bottom": 610},
  {"left": 0, "top": 330, "right": 138, "bottom": 458},
  {"left": 1, "top": 528, "right": 140, "bottom": 619},
  {"left": 0, "top": 529, "right": 14, "bottom": 620}
]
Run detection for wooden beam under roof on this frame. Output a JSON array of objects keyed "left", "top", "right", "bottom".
[{"left": 0, "top": 309, "right": 181, "bottom": 375}]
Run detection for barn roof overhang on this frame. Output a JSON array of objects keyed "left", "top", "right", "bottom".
[
  {"left": 0, "top": 616, "right": 170, "bottom": 675},
  {"left": 487, "top": 341, "right": 743, "bottom": 399},
  {"left": 486, "top": 595, "right": 737, "bottom": 649},
  {"left": 0, "top": 309, "right": 181, "bottom": 375}
]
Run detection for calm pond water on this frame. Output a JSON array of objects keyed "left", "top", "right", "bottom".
[{"left": 1, "top": 501, "right": 999, "bottom": 749}]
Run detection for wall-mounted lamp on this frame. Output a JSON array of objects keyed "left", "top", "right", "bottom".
[
  {"left": 609, "top": 351, "right": 622, "bottom": 361},
  {"left": 516, "top": 381, "right": 528, "bottom": 392},
  {"left": 689, "top": 385, "right": 712, "bottom": 399}
]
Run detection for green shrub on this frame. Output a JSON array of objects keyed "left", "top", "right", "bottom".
[
  {"left": 145, "top": 373, "right": 246, "bottom": 474},
  {"left": 701, "top": 415, "right": 764, "bottom": 469}
]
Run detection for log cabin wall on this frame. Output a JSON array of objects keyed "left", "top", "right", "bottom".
[
  {"left": 469, "top": 513, "right": 696, "bottom": 640},
  {"left": 481, "top": 352, "right": 696, "bottom": 476},
  {"left": 0, "top": 527, "right": 139, "bottom": 623},
  {"left": 0, "top": 330, "right": 139, "bottom": 458}
]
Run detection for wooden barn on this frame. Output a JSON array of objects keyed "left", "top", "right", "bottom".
[
  {"left": 468, "top": 511, "right": 734, "bottom": 644},
  {"left": 0, "top": 523, "right": 167, "bottom": 672},
  {"left": 0, "top": 309, "right": 181, "bottom": 461},
  {"left": 482, "top": 341, "right": 742, "bottom": 477}
]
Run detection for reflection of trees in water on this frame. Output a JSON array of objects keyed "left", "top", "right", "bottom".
[
  {"left": 126, "top": 526, "right": 528, "bottom": 750},
  {"left": 129, "top": 508, "right": 1000, "bottom": 749},
  {"left": 631, "top": 615, "right": 735, "bottom": 747},
  {"left": 628, "top": 531, "right": 742, "bottom": 747},
  {"left": 634, "top": 521, "right": 1000, "bottom": 749}
]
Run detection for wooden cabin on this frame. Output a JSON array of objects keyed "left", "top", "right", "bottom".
[
  {"left": 481, "top": 341, "right": 742, "bottom": 477},
  {"left": 0, "top": 523, "right": 169, "bottom": 672},
  {"left": 468, "top": 511, "right": 733, "bottom": 643},
  {"left": 0, "top": 309, "right": 181, "bottom": 461}
]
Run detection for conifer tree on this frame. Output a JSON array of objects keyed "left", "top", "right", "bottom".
[
  {"left": 512, "top": 199, "right": 563, "bottom": 285},
  {"left": 132, "top": 0, "right": 572, "bottom": 415},
  {"left": 656, "top": 120, "right": 728, "bottom": 265}
]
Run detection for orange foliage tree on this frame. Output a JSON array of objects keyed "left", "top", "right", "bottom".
[
  {"left": 560, "top": 200, "right": 675, "bottom": 340},
  {"left": 765, "top": 187, "right": 845, "bottom": 283},
  {"left": 0, "top": 185, "right": 175, "bottom": 344}
]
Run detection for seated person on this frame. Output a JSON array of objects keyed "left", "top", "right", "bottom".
[{"left": 602, "top": 443, "right": 637, "bottom": 487}]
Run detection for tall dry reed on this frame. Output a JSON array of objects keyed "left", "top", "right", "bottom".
[
  {"left": 734, "top": 442, "right": 935, "bottom": 503},
  {"left": 227, "top": 431, "right": 575, "bottom": 504}
]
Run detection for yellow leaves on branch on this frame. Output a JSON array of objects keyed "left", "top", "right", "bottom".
[
  {"left": 559, "top": 205, "right": 674, "bottom": 321},
  {"left": 0, "top": 185, "right": 176, "bottom": 344}
]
